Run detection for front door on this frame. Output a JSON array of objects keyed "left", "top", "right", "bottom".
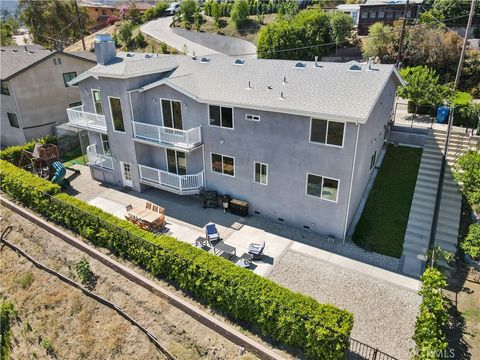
[
  {"left": 161, "top": 99, "right": 183, "bottom": 130},
  {"left": 120, "top": 161, "right": 133, "bottom": 188},
  {"left": 166, "top": 149, "right": 186, "bottom": 175}
]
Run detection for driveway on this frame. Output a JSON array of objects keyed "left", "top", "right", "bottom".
[{"left": 141, "top": 16, "right": 257, "bottom": 58}]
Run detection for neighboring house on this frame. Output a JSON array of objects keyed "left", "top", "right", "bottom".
[
  {"left": 78, "top": 1, "right": 118, "bottom": 31},
  {"left": 67, "top": 35, "right": 402, "bottom": 239},
  {"left": 0, "top": 45, "right": 96, "bottom": 147},
  {"left": 358, "top": 0, "right": 424, "bottom": 35},
  {"left": 336, "top": 4, "right": 361, "bottom": 27}
]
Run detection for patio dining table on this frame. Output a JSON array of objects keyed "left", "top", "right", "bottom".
[{"left": 127, "top": 207, "right": 165, "bottom": 230}]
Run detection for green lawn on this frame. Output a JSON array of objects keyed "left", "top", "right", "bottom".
[
  {"left": 353, "top": 144, "right": 422, "bottom": 258},
  {"left": 61, "top": 147, "right": 86, "bottom": 167}
]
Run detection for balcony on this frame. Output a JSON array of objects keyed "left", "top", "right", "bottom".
[
  {"left": 138, "top": 164, "right": 204, "bottom": 195},
  {"left": 86, "top": 144, "right": 114, "bottom": 171},
  {"left": 67, "top": 106, "right": 107, "bottom": 133},
  {"left": 132, "top": 122, "right": 201, "bottom": 150}
]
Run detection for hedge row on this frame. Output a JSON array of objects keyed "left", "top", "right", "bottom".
[
  {"left": 0, "top": 159, "right": 353, "bottom": 359},
  {"left": 412, "top": 268, "right": 448, "bottom": 360}
]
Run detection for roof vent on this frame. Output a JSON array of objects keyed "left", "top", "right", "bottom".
[
  {"left": 294, "top": 62, "right": 306, "bottom": 69},
  {"left": 349, "top": 64, "right": 362, "bottom": 71},
  {"left": 234, "top": 58, "right": 245, "bottom": 65},
  {"left": 200, "top": 57, "right": 211, "bottom": 63},
  {"left": 246, "top": 81, "right": 252, "bottom": 90},
  {"left": 282, "top": 76, "right": 287, "bottom": 84},
  {"left": 144, "top": 54, "right": 152, "bottom": 58},
  {"left": 278, "top": 92, "right": 285, "bottom": 100},
  {"left": 267, "top": 85, "right": 272, "bottom": 90},
  {"left": 12, "top": 49, "right": 18, "bottom": 53},
  {"left": 126, "top": 53, "right": 134, "bottom": 57},
  {"left": 1, "top": 49, "right": 5, "bottom": 52}
]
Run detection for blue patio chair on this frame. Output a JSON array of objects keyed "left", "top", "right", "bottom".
[{"left": 205, "top": 222, "right": 220, "bottom": 244}]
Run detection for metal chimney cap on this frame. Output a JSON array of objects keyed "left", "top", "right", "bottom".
[{"left": 94, "top": 34, "right": 113, "bottom": 43}]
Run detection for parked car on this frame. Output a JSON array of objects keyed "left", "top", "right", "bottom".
[{"left": 165, "top": 2, "right": 180, "bottom": 16}]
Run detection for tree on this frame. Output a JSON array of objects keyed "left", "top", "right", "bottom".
[
  {"left": 19, "top": 0, "right": 89, "bottom": 49},
  {"left": 397, "top": 66, "right": 451, "bottom": 111},
  {"left": 179, "top": 0, "right": 197, "bottom": 24},
  {"left": 118, "top": 20, "right": 133, "bottom": 50},
  {"left": 0, "top": 16, "right": 19, "bottom": 45},
  {"left": 258, "top": 8, "right": 333, "bottom": 60},
  {"left": 460, "top": 50, "right": 480, "bottom": 98},
  {"left": 361, "top": 22, "right": 397, "bottom": 63},
  {"left": 417, "top": 8, "right": 445, "bottom": 26},
  {"left": 230, "top": 0, "right": 249, "bottom": 28},
  {"left": 329, "top": 12, "right": 354, "bottom": 45},
  {"left": 211, "top": 1, "right": 222, "bottom": 28},
  {"left": 403, "top": 25, "right": 462, "bottom": 77},
  {"left": 453, "top": 150, "right": 480, "bottom": 214},
  {"left": 433, "top": 0, "right": 480, "bottom": 26},
  {"left": 134, "top": 32, "right": 146, "bottom": 48}
]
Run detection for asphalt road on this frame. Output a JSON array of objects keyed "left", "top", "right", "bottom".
[{"left": 141, "top": 16, "right": 257, "bottom": 58}]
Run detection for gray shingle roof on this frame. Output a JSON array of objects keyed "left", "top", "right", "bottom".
[
  {"left": 0, "top": 45, "right": 96, "bottom": 80},
  {"left": 73, "top": 53, "right": 402, "bottom": 123}
]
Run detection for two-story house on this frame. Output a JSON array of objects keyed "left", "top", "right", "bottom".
[
  {"left": 1, "top": 45, "right": 96, "bottom": 147},
  {"left": 358, "top": 0, "right": 424, "bottom": 35},
  {"left": 67, "top": 34, "right": 402, "bottom": 240}
]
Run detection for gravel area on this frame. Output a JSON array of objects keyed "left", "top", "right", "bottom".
[
  {"left": 245, "top": 215, "right": 401, "bottom": 272},
  {"left": 268, "top": 251, "right": 421, "bottom": 360}
]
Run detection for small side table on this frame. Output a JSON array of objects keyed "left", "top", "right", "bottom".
[{"left": 236, "top": 253, "right": 253, "bottom": 268}]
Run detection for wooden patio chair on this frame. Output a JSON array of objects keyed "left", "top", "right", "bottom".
[
  {"left": 146, "top": 202, "right": 152, "bottom": 210},
  {"left": 152, "top": 204, "right": 159, "bottom": 213},
  {"left": 126, "top": 204, "right": 133, "bottom": 211}
]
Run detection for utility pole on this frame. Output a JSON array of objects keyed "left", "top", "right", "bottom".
[
  {"left": 454, "top": 0, "right": 476, "bottom": 89},
  {"left": 73, "top": 0, "right": 86, "bottom": 50},
  {"left": 396, "top": 0, "right": 410, "bottom": 68}
]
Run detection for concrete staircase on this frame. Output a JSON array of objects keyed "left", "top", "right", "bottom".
[{"left": 401, "top": 129, "right": 477, "bottom": 277}]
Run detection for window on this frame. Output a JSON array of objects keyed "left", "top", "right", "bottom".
[
  {"left": 7, "top": 112, "right": 19, "bottom": 128},
  {"left": 395, "top": 12, "right": 401, "bottom": 19},
  {"left": 306, "top": 174, "right": 339, "bottom": 202},
  {"left": 361, "top": 11, "right": 367, "bottom": 19},
  {"left": 370, "top": 150, "right": 377, "bottom": 171},
  {"left": 310, "top": 119, "right": 345, "bottom": 147},
  {"left": 1, "top": 80, "right": 10, "bottom": 95},
  {"left": 406, "top": 10, "right": 412, "bottom": 18},
  {"left": 386, "top": 12, "right": 393, "bottom": 19},
  {"left": 63, "top": 72, "right": 77, "bottom": 87},
  {"left": 245, "top": 114, "right": 260, "bottom": 121},
  {"left": 53, "top": 57, "right": 62, "bottom": 65},
  {"left": 101, "top": 134, "right": 111, "bottom": 155},
  {"left": 378, "top": 10, "right": 385, "bottom": 18},
  {"left": 211, "top": 153, "right": 234, "bottom": 176},
  {"left": 69, "top": 101, "right": 82, "bottom": 108},
  {"left": 161, "top": 99, "right": 183, "bottom": 129},
  {"left": 167, "top": 149, "right": 186, "bottom": 175},
  {"left": 92, "top": 89, "right": 103, "bottom": 115},
  {"left": 209, "top": 105, "right": 233, "bottom": 128},
  {"left": 109, "top": 97, "right": 125, "bottom": 132},
  {"left": 369, "top": 11, "right": 376, "bottom": 19},
  {"left": 254, "top": 162, "right": 268, "bottom": 185}
]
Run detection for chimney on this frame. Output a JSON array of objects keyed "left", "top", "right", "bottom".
[
  {"left": 315, "top": 56, "right": 318, "bottom": 67},
  {"left": 94, "top": 34, "right": 116, "bottom": 65},
  {"left": 368, "top": 57, "right": 373, "bottom": 70}
]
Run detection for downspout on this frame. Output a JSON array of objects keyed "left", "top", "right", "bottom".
[
  {"left": 10, "top": 83, "right": 26, "bottom": 140},
  {"left": 201, "top": 142, "right": 207, "bottom": 190},
  {"left": 343, "top": 122, "right": 360, "bottom": 242}
]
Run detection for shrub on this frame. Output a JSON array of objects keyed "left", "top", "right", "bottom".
[
  {"left": 0, "top": 160, "right": 353, "bottom": 359},
  {"left": 413, "top": 268, "right": 448, "bottom": 359},
  {"left": 453, "top": 150, "right": 480, "bottom": 213},
  {"left": 41, "top": 338, "right": 53, "bottom": 355},
  {"left": 17, "top": 272, "right": 34, "bottom": 289},
  {"left": 142, "top": 1, "right": 168, "bottom": 22},
  {"left": 462, "top": 223, "right": 480, "bottom": 260},
  {"left": 134, "top": 32, "right": 146, "bottom": 49},
  {"left": 0, "top": 299, "right": 17, "bottom": 360},
  {"left": 106, "top": 15, "right": 120, "bottom": 26},
  {"left": 75, "top": 257, "right": 96, "bottom": 288},
  {"left": 118, "top": 20, "right": 134, "bottom": 50},
  {"left": 230, "top": 0, "right": 249, "bottom": 28}
]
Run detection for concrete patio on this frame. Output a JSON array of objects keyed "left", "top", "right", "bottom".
[{"left": 65, "top": 164, "right": 422, "bottom": 358}]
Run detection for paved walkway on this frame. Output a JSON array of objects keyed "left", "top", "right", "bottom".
[{"left": 141, "top": 17, "right": 220, "bottom": 57}]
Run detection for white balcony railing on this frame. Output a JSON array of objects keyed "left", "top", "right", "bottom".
[
  {"left": 132, "top": 122, "right": 201, "bottom": 150},
  {"left": 138, "top": 164, "right": 204, "bottom": 192},
  {"left": 86, "top": 144, "right": 114, "bottom": 171},
  {"left": 67, "top": 106, "right": 107, "bottom": 133}
]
